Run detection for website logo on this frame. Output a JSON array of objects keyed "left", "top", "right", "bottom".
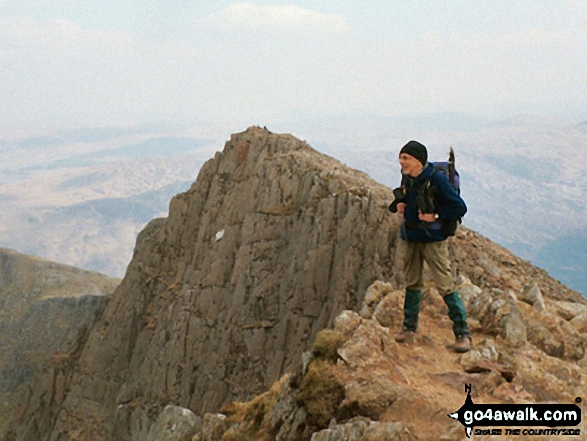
[{"left": 448, "top": 384, "right": 582, "bottom": 438}]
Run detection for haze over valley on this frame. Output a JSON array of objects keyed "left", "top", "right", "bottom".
[{"left": 1, "top": 114, "right": 585, "bottom": 295}]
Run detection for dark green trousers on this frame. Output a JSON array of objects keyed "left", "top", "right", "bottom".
[
  {"left": 402, "top": 290, "right": 470, "bottom": 338},
  {"left": 402, "top": 289, "right": 421, "bottom": 331},
  {"left": 443, "top": 291, "right": 470, "bottom": 337}
]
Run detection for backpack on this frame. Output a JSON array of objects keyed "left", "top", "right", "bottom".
[
  {"left": 389, "top": 148, "right": 463, "bottom": 236},
  {"left": 432, "top": 147, "right": 460, "bottom": 195},
  {"left": 417, "top": 148, "right": 462, "bottom": 236}
]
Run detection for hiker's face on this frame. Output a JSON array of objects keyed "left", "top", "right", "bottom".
[{"left": 399, "top": 153, "right": 423, "bottom": 177}]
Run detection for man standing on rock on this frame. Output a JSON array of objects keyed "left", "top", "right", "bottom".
[{"left": 391, "top": 140, "right": 471, "bottom": 353}]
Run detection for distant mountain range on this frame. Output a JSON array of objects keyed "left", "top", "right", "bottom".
[
  {"left": 0, "top": 115, "right": 585, "bottom": 295},
  {"left": 0, "top": 129, "right": 219, "bottom": 276}
]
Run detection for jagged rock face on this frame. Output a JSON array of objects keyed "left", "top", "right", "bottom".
[
  {"left": 7, "top": 127, "right": 587, "bottom": 441},
  {"left": 175, "top": 279, "right": 586, "bottom": 441},
  {"left": 8, "top": 127, "right": 402, "bottom": 440},
  {"left": 0, "top": 248, "right": 118, "bottom": 438}
]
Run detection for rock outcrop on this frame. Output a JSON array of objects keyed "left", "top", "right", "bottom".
[
  {"left": 5, "top": 127, "right": 586, "bottom": 440},
  {"left": 0, "top": 248, "right": 119, "bottom": 438},
  {"left": 148, "top": 277, "right": 586, "bottom": 441},
  {"left": 6, "top": 127, "right": 402, "bottom": 440}
]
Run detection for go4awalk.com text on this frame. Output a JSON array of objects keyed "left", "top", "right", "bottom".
[
  {"left": 472, "top": 428, "right": 581, "bottom": 437},
  {"left": 448, "top": 384, "right": 582, "bottom": 438}
]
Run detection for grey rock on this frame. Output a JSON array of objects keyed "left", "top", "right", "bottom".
[
  {"left": 333, "top": 310, "right": 362, "bottom": 338},
  {"left": 519, "top": 281, "right": 545, "bottom": 311},
  {"left": 552, "top": 300, "right": 587, "bottom": 320},
  {"left": 146, "top": 405, "right": 202, "bottom": 441},
  {"left": 457, "top": 280, "right": 482, "bottom": 309},
  {"left": 359, "top": 281, "right": 393, "bottom": 319},
  {"left": 192, "top": 413, "right": 229, "bottom": 441},
  {"left": 570, "top": 313, "right": 587, "bottom": 334},
  {"left": 372, "top": 290, "right": 404, "bottom": 329},
  {"left": 503, "top": 291, "right": 527, "bottom": 346},
  {"left": 311, "top": 418, "right": 411, "bottom": 441}
]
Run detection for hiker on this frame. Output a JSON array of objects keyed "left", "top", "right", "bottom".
[{"left": 391, "top": 140, "right": 471, "bottom": 353}]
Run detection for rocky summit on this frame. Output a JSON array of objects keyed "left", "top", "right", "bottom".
[{"left": 4, "top": 127, "right": 587, "bottom": 440}]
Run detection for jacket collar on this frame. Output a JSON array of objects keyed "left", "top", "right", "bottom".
[{"left": 404, "top": 162, "right": 434, "bottom": 184}]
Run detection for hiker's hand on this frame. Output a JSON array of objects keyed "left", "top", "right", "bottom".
[
  {"left": 418, "top": 211, "right": 437, "bottom": 222},
  {"left": 396, "top": 203, "right": 406, "bottom": 215}
]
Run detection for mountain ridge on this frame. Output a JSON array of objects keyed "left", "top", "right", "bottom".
[
  {"left": 1, "top": 117, "right": 585, "bottom": 295},
  {"left": 0, "top": 247, "right": 119, "bottom": 437},
  {"left": 4, "top": 127, "right": 586, "bottom": 440}
]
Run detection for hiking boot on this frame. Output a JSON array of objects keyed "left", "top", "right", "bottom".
[
  {"left": 394, "top": 329, "right": 415, "bottom": 343},
  {"left": 454, "top": 335, "right": 472, "bottom": 353}
]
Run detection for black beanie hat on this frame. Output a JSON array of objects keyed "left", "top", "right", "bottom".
[{"left": 400, "top": 140, "right": 428, "bottom": 166}]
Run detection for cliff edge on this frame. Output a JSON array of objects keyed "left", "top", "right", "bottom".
[{"left": 0, "top": 248, "right": 119, "bottom": 437}]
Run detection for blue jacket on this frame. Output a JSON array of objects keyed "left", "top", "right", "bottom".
[{"left": 400, "top": 162, "right": 467, "bottom": 242}]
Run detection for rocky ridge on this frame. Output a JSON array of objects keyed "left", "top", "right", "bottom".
[
  {"left": 0, "top": 248, "right": 119, "bottom": 437},
  {"left": 139, "top": 259, "right": 587, "bottom": 441},
  {"left": 5, "top": 127, "right": 586, "bottom": 440}
]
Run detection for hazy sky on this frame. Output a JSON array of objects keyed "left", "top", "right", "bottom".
[{"left": 1, "top": 1, "right": 586, "bottom": 130}]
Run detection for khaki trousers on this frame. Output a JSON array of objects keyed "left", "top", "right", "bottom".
[{"left": 403, "top": 240, "right": 455, "bottom": 296}]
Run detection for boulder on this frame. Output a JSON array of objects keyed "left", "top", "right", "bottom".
[{"left": 146, "top": 405, "right": 201, "bottom": 441}]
